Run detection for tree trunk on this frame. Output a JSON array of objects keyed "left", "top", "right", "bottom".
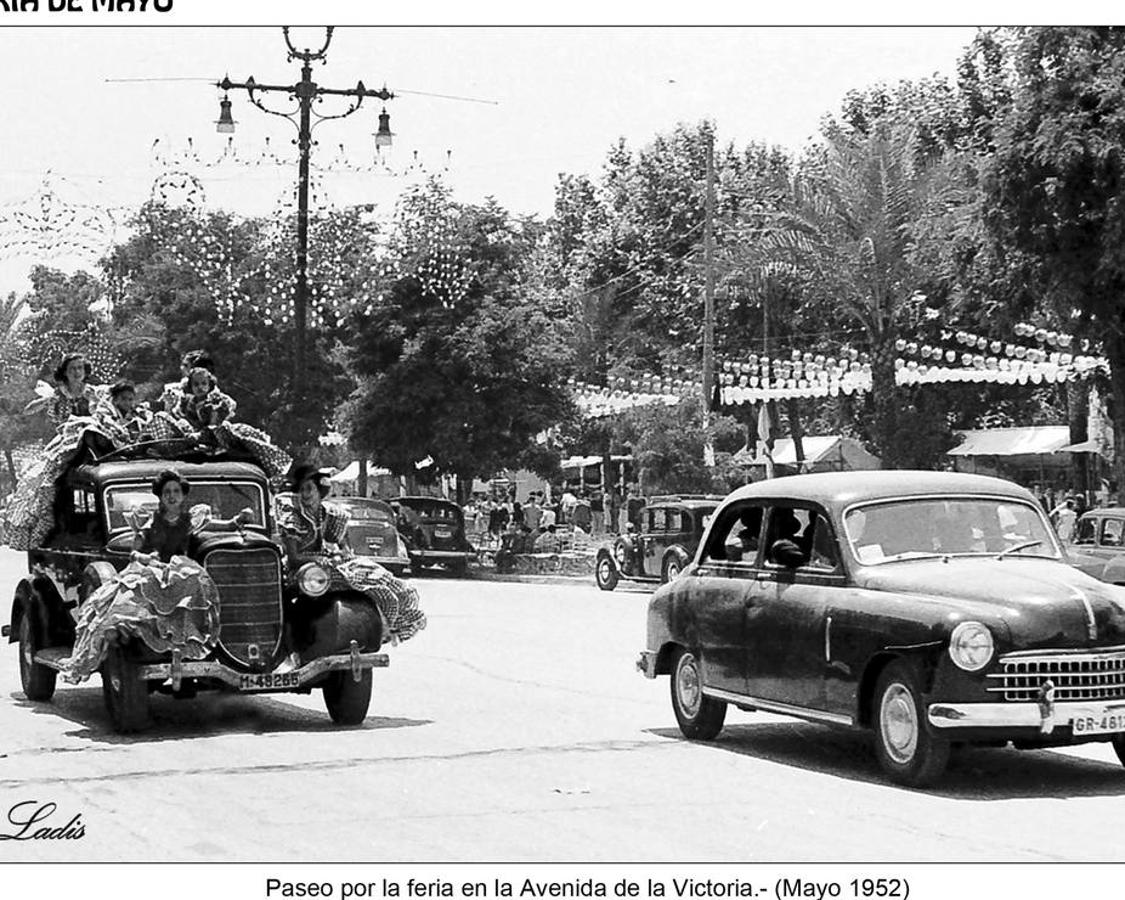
[
  {"left": 1065, "top": 379, "right": 1090, "bottom": 499},
  {"left": 869, "top": 338, "right": 900, "bottom": 469},
  {"left": 785, "top": 398, "right": 805, "bottom": 472},
  {"left": 357, "top": 458, "right": 368, "bottom": 498},
  {"left": 4, "top": 447, "right": 16, "bottom": 491},
  {"left": 1106, "top": 331, "right": 1125, "bottom": 500}
]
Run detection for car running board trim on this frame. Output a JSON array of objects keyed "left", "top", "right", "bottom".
[{"left": 702, "top": 687, "right": 854, "bottom": 726}]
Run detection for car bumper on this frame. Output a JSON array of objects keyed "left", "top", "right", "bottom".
[
  {"left": 928, "top": 699, "right": 1125, "bottom": 736},
  {"left": 137, "top": 642, "right": 389, "bottom": 693},
  {"left": 410, "top": 550, "right": 474, "bottom": 562}
]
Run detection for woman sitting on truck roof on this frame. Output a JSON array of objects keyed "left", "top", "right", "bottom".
[{"left": 277, "top": 465, "right": 427, "bottom": 644}]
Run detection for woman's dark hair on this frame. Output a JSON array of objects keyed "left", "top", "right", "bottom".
[
  {"left": 290, "top": 463, "right": 332, "bottom": 499},
  {"left": 151, "top": 468, "right": 190, "bottom": 499},
  {"left": 109, "top": 379, "right": 136, "bottom": 399},
  {"left": 181, "top": 349, "right": 214, "bottom": 372},
  {"left": 182, "top": 366, "right": 217, "bottom": 393},
  {"left": 53, "top": 352, "right": 92, "bottom": 385}
]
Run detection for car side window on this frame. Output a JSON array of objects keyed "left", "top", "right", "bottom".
[
  {"left": 1101, "top": 518, "right": 1125, "bottom": 547},
  {"left": 804, "top": 511, "right": 842, "bottom": 571},
  {"left": 701, "top": 502, "right": 764, "bottom": 564},
  {"left": 648, "top": 508, "right": 666, "bottom": 533},
  {"left": 763, "top": 505, "right": 811, "bottom": 567}
]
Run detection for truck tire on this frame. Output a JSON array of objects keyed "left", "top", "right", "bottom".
[
  {"left": 323, "top": 669, "right": 373, "bottom": 725},
  {"left": 101, "top": 644, "right": 151, "bottom": 733},
  {"left": 18, "top": 611, "right": 57, "bottom": 702}
]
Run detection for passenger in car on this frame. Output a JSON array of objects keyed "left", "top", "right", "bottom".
[
  {"left": 725, "top": 507, "right": 762, "bottom": 561},
  {"left": 131, "top": 469, "right": 253, "bottom": 563},
  {"left": 278, "top": 465, "right": 427, "bottom": 643}
]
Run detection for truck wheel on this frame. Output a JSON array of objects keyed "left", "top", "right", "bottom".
[
  {"left": 595, "top": 553, "right": 618, "bottom": 591},
  {"left": 873, "top": 660, "right": 949, "bottom": 787},
  {"left": 447, "top": 560, "right": 469, "bottom": 578},
  {"left": 670, "top": 646, "right": 726, "bottom": 740},
  {"left": 323, "top": 669, "right": 373, "bottom": 725},
  {"left": 101, "top": 644, "right": 151, "bottom": 733},
  {"left": 18, "top": 612, "right": 57, "bottom": 702}
]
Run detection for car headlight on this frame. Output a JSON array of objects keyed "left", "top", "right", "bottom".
[
  {"left": 296, "top": 562, "right": 330, "bottom": 597},
  {"left": 949, "top": 621, "right": 994, "bottom": 672}
]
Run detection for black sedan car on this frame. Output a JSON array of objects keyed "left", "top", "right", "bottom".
[
  {"left": 638, "top": 471, "right": 1125, "bottom": 786},
  {"left": 333, "top": 497, "right": 411, "bottom": 577},
  {"left": 393, "top": 496, "right": 476, "bottom": 576}
]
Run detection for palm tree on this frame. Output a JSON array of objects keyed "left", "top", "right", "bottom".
[{"left": 756, "top": 123, "right": 957, "bottom": 467}]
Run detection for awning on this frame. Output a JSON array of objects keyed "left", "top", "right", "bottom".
[
  {"left": 560, "top": 454, "right": 632, "bottom": 470},
  {"left": 329, "top": 460, "right": 393, "bottom": 483},
  {"left": 1056, "top": 439, "right": 1109, "bottom": 456},
  {"left": 947, "top": 426, "right": 1071, "bottom": 457},
  {"left": 734, "top": 435, "right": 880, "bottom": 469}
]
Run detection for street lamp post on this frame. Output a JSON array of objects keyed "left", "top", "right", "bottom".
[{"left": 216, "top": 26, "right": 395, "bottom": 382}]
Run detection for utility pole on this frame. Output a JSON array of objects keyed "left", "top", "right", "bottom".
[
  {"left": 216, "top": 26, "right": 396, "bottom": 385},
  {"left": 702, "top": 129, "right": 716, "bottom": 467}
]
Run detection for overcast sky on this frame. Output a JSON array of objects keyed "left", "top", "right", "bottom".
[{"left": 0, "top": 26, "right": 978, "bottom": 293}]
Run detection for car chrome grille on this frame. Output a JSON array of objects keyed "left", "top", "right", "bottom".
[
  {"left": 987, "top": 646, "right": 1125, "bottom": 702},
  {"left": 205, "top": 548, "right": 283, "bottom": 670}
]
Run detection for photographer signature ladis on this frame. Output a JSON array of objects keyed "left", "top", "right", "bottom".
[{"left": 0, "top": 801, "right": 86, "bottom": 841}]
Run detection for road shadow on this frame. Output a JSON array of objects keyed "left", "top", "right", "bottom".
[
  {"left": 8, "top": 687, "right": 431, "bottom": 746},
  {"left": 647, "top": 721, "right": 1125, "bottom": 799}
]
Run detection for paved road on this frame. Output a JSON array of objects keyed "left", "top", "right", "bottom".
[{"left": 1, "top": 548, "right": 1125, "bottom": 863}]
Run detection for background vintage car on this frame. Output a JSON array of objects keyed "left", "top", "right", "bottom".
[
  {"left": 595, "top": 496, "right": 721, "bottom": 591},
  {"left": 7, "top": 455, "right": 387, "bottom": 733},
  {"left": 638, "top": 471, "right": 1125, "bottom": 786},
  {"left": 1067, "top": 507, "right": 1125, "bottom": 585},
  {"left": 394, "top": 496, "right": 475, "bottom": 576},
  {"left": 333, "top": 496, "right": 411, "bottom": 576}
]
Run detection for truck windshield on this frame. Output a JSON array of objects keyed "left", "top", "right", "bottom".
[
  {"left": 105, "top": 481, "right": 267, "bottom": 533},
  {"left": 843, "top": 496, "right": 1060, "bottom": 564}
]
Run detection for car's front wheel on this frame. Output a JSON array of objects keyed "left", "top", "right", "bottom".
[
  {"left": 18, "top": 611, "right": 56, "bottom": 702},
  {"left": 595, "top": 553, "right": 618, "bottom": 591},
  {"left": 323, "top": 669, "right": 373, "bottom": 725},
  {"left": 670, "top": 646, "right": 726, "bottom": 740},
  {"left": 873, "top": 660, "right": 949, "bottom": 787},
  {"left": 101, "top": 644, "right": 151, "bottom": 734}
]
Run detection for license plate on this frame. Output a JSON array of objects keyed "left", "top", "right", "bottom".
[
  {"left": 434, "top": 526, "right": 452, "bottom": 538},
  {"left": 238, "top": 671, "right": 300, "bottom": 691},
  {"left": 365, "top": 537, "right": 384, "bottom": 550},
  {"left": 1071, "top": 710, "right": 1125, "bottom": 735}
]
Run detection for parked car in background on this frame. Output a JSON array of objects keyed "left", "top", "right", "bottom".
[
  {"left": 1068, "top": 507, "right": 1125, "bottom": 584},
  {"left": 334, "top": 497, "right": 411, "bottom": 577},
  {"left": 394, "top": 496, "right": 475, "bottom": 576},
  {"left": 595, "top": 496, "right": 721, "bottom": 591},
  {"left": 637, "top": 471, "right": 1125, "bottom": 786}
]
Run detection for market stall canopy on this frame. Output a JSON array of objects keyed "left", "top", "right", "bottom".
[
  {"left": 329, "top": 460, "right": 393, "bottom": 483},
  {"left": 733, "top": 435, "right": 880, "bottom": 471},
  {"left": 947, "top": 426, "right": 1071, "bottom": 457},
  {"left": 560, "top": 454, "right": 633, "bottom": 470},
  {"left": 1055, "top": 438, "right": 1109, "bottom": 456}
]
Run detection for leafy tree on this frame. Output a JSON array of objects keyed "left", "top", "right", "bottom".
[
  {"left": 0, "top": 293, "right": 53, "bottom": 491},
  {"left": 340, "top": 184, "right": 575, "bottom": 495},
  {"left": 980, "top": 26, "right": 1125, "bottom": 489}
]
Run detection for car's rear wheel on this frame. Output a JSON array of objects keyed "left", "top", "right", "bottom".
[
  {"left": 446, "top": 560, "right": 469, "bottom": 578},
  {"left": 101, "top": 643, "right": 151, "bottom": 733},
  {"left": 18, "top": 611, "right": 57, "bottom": 702},
  {"left": 595, "top": 554, "right": 618, "bottom": 591},
  {"left": 670, "top": 646, "right": 726, "bottom": 740},
  {"left": 323, "top": 669, "right": 373, "bottom": 725},
  {"left": 662, "top": 549, "right": 688, "bottom": 583},
  {"left": 873, "top": 660, "right": 949, "bottom": 787}
]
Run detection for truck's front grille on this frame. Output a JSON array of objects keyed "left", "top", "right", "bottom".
[{"left": 205, "top": 548, "right": 283, "bottom": 670}]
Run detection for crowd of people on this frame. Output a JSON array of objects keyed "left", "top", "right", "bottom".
[{"left": 2, "top": 349, "right": 426, "bottom": 682}]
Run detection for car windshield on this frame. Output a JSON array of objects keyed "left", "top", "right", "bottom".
[
  {"left": 105, "top": 481, "right": 267, "bottom": 533},
  {"left": 843, "top": 496, "right": 1060, "bottom": 564},
  {"left": 343, "top": 503, "right": 394, "bottom": 522}
]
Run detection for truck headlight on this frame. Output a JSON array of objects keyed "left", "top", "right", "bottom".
[
  {"left": 296, "top": 562, "right": 330, "bottom": 597},
  {"left": 949, "top": 621, "right": 994, "bottom": 671}
]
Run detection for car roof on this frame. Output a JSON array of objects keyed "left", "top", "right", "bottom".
[
  {"left": 74, "top": 459, "right": 269, "bottom": 487},
  {"left": 397, "top": 496, "right": 458, "bottom": 506},
  {"left": 1080, "top": 507, "right": 1125, "bottom": 518},
  {"left": 721, "top": 470, "right": 1036, "bottom": 510},
  {"left": 335, "top": 496, "right": 395, "bottom": 512}
]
